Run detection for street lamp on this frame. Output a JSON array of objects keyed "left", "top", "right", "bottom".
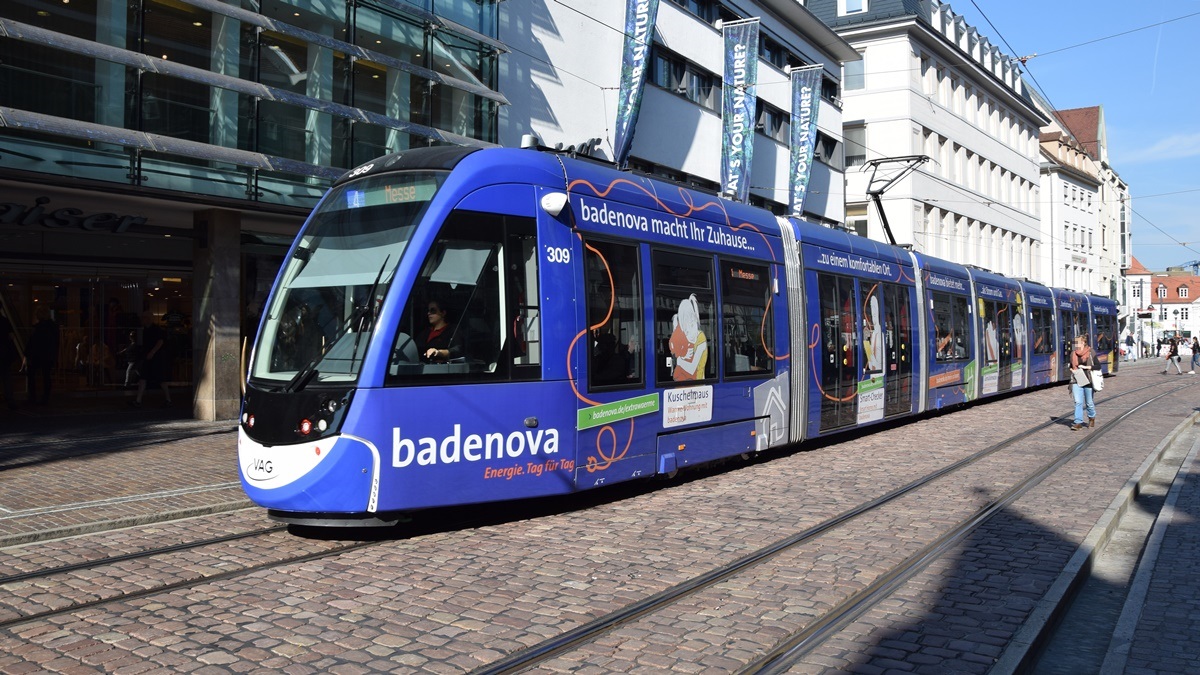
[{"left": 1174, "top": 309, "right": 1180, "bottom": 336}]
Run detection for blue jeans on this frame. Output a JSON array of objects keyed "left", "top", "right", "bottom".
[{"left": 1072, "top": 383, "right": 1095, "bottom": 424}]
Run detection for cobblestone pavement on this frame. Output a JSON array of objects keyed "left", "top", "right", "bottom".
[{"left": 0, "top": 361, "right": 1196, "bottom": 673}]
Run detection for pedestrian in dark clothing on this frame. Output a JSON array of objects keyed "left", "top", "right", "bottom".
[
  {"left": 27, "top": 307, "right": 59, "bottom": 405},
  {"left": 0, "top": 311, "right": 20, "bottom": 410},
  {"left": 131, "top": 312, "right": 173, "bottom": 406},
  {"left": 1162, "top": 337, "right": 1184, "bottom": 375}
]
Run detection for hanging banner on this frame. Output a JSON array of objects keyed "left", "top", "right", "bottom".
[
  {"left": 788, "top": 64, "right": 823, "bottom": 218},
  {"left": 720, "top": 19, "right": 760, "bottom": 203},
  {"left": 613, "top": 0, "right": 660, "bottom": 169}
]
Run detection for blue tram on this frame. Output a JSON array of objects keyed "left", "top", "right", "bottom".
[{"left": 237, "top": 146, "right": 1121, "bottom": 526}]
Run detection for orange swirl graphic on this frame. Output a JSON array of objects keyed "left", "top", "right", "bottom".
[{"left": 566, "top": 235, "right": 635, "bottom": 472}]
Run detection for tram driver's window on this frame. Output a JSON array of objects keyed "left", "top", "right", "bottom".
[
  {"left": 652, "top": 250, "right": 716, "bottom": 385},
  {"left": 386, "top": 210, "right": 538, "bottom": 384},
  {"left": 721, "top": 259, "right": 773, "bottom": 378}
]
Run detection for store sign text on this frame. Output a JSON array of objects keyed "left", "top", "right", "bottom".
[{"left": 0, "top": 197, "right": 147, "bottom": 233}]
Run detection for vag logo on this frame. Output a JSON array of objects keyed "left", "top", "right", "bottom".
[{"left": 244, "top": 457, "right": 274, "bottom": 478}]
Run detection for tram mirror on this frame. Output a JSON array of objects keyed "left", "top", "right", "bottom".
[{"left": 540, "top": 192, "right": 568, "bottom": 217}]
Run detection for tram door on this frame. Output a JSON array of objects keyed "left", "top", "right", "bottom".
[
  {"left": 997, "top": 302, "right": 1013, "bottom": 391},
  {"left": 818, "top": 273, "right": 857, "bottom": 431},
  {"left": 979, "top": 299, "right": 1015, "bottom": 392},
  {"left": 1059, "top": 310, "right": 1083, "bottom": 380},
  {"left": 881, "top": 283, "right": 913, "bottom": 416}
]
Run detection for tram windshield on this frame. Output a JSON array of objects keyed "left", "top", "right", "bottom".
[{"left": 251, "top": 172, "right": 446, "bottom": 387}]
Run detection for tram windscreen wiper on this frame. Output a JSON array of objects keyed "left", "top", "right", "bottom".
[
  {"left": 282, "top": 361, "right": 319, "bottom": 393},
  {"left": 349, "top": 256, "right": 390, "bottom": 367}
]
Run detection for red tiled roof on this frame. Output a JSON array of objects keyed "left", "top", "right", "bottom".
[
  {"left": 1126, "top": 257, "right": 1152, "bottom": 275},
  {"left": 1149, "top": 276, "right": 1200, "bottom": 304},
  {"left": 1055, "top": 107, "right": 1101, "bottom": 159}
]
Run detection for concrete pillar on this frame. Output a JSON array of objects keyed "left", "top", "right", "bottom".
[{"left": 193, "top": 210, "right": 242, "bottom": 420}]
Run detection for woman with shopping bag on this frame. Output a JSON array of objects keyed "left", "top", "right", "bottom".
[{"left": 1069, "top": 335, "right": 1097, "bottom": 431}]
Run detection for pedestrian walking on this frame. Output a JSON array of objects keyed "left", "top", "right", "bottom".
[
  {"left": 130, "top": 312, "right": 173, "bottom": 407},
  {"left": 1162, "top": 337, "right": 1184, "bottom": 375},
  {"left": 26, "top": 306, "right": 59, "bottom": 406},
  {"left": 1190, "top": 336, "right": 1199, "bottom": 374},
  {"left": 1069, "top": 334, "right": 1097, "bottom": 431},
  {"left": 0, "top": 310, "right": 20, "bottom": 411}
]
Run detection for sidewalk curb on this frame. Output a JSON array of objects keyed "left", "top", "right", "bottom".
[
  {"left": 1099, "top": 427, "right": 1200, "bottom": 674},
  {"left": 990, "top": 409, "right": 1200, "bottom": 674}
]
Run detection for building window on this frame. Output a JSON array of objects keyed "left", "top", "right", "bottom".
[
  {"left": 760, "top": 36, "right": 802, "bottom": 70},
  {"left": 1179, "top": 286, "right": 1189, "bottom": 299},
  {"left": 821, "top": 77, "right": 840, "bottom": 103},
  {"left": 844, "top": 57, "right": 865, "bottom": 90},
  {"left": 813, "top": 132, "right": 843, "bottom": 171},
  {"left": 840, "top": 0, "right": 867, "bottom": 14},
  {"left": 1132, "top": 285, "right": 1141, "bottom": 299},
  {"left": 756, "top": 101, "right": 789, "bottom": 143},
  {"left": 1158, "top": 285, "right": 1167, "bottom": 299},
  {"left": 651, "top": 46, "right": 721, "bottom": 112},
  {"left": 667, "top": 0, "right": 739, "bottom": 24},
  {"left": 845, "top": 125, "right": 866, "bottom": 167}
]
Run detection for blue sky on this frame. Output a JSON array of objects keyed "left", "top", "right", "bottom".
[{"left": 951, "top": 1, "right": 1200, "bottom": 273}]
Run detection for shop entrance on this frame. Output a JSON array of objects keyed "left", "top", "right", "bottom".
[{"left": 0, "top": 272, "right": 193, "bottom": 404}]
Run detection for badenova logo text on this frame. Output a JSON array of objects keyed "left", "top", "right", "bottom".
[{"left": 392, "top": 425, "right": 560, "bottom": 468}]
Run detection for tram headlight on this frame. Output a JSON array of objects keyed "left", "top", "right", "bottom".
[{"left": 299, "top": 418, "right": 313, "bottom": 435}]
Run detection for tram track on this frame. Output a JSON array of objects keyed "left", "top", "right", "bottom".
[
  {"left": 0, "top": 379, "right": 1187, "bottom": 667},
  {"left": 471, "top": 380, "right": 1196, "bottom": 674},
  {"left": 0, "top": 524, "right": 367, "bottom": 632},
  {"left": 0, "top": 524, "right": 287, "bottom": 586}
]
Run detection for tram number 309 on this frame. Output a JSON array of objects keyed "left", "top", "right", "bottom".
[{"left": 545, "top": 246, "right": 571, "bottom": 264}]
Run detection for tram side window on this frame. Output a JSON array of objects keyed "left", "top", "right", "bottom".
[
  {"left": 1031, "top": 308, "right": 1054, "bottom": 355},
  {"left": 721, "top": 259, "right": 773, "bottom": 378},
  {"left": 1095, "top": 315, "right": 1115, "bottom": 354},
  {"left": 932, "top": 291, "right": 969, "bottom": 361},
  {"left": 979, "top": 300, "right": 1013, "bottom": 365},
  {"left": 386, "top": 210, "right": 539, "bottom": 384},
  {"left": 585, "top": 239, "right": 643, "bottom": 389},
  {"left": 1061, "top": 310, "right": 1083, "bottom": 353},
  {"left": 652, "top": 250, "right": 716, "bottom": 384}
]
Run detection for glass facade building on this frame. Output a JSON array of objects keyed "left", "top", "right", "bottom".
[{"left": 0, "top": 0, "right": 504, "bottom": 416}]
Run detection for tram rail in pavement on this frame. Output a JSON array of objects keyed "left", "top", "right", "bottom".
[
  {"left": 0, "top": 361, "right": 1198, "bottom": 673},
  {"left": 0, "top": 394, "right": 244, "bottom": 548}
]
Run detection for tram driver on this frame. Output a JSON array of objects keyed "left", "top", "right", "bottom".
[{"left": 418, "top": 299, "right": 464, "bottom": 363}]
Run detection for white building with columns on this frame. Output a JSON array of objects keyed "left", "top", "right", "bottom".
[{"left": 806, "top": 0, "right": 1051, "bottom": 280}]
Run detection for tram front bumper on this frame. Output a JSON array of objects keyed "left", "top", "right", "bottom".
[{"left": 237, "top": 428, "right": 379, "bottom": 514}]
